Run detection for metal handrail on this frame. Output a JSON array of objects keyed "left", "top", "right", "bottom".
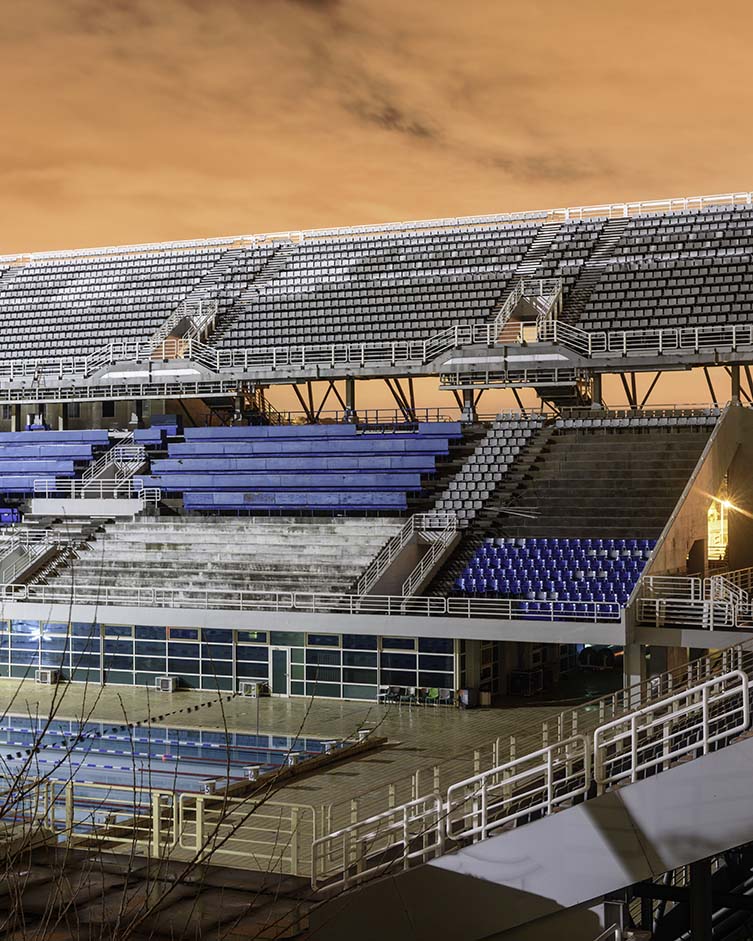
[
  {"left": 0, "top": 582, "right": 624, "bottom": 622},
  {"left": 355, "top": 513, "right": 457, "bottom": 596},
  {"left": 401, "top": 517, "right": 458, "bottom": 596},
  {"left": 32, "top": 478, "right": 160, "bottom": 504}
]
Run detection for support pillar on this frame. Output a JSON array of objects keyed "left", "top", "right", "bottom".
[
  {"left": 460, "top": 388, "right": 477, "bottom": 423},
  {"left": 462, "top": 639, "right": 482, "bottom": 695},
  {"left": 11, "top": 405, "right": 21, "bottom": 433},
  {"left": 689, "top": 857, "right": 713, "bottom": 941},
  {"left": 233, "top": 394, "right": 243, "bottom": 424},
  {"left": 623, "top": 642, "right": 646, "bottom": 703},
  {"left": 731, "top": 364, "right": 741, "bottom": 404},
  {"left": 591, "top": 374, "right": 603, "bottom": 410},
  {"left": 344, "top": 377, "right": 357, "bottom": 423},
  {"left": 59, "top": 403, "right": 68, "bottom": 431},
  {"left": 135, "top": 398, "right": 144, "bottom": 428}
]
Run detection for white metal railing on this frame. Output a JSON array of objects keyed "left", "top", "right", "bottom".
[
  {"left": 32, "top": 478, "right": 160, "bottom": 505},
  {"left": 401, "top": 516, "right": 459, "bottom": 596},
  {"left": 81, "top": 440, "right": 146, "bottom": 483},
  {"left": 315, "top": 668, "right": 752, "bottom": 891},
  {"left": 356, "top": 513, "right": 457, "bottom": 595},
  {"left": 592, "top": 927, "right": 622, "bottom": 941},
  {"left": 311, "top": 795, "right": 444, "bottom": 890},
  {"left": 2, "top": 311, "right": 752, "bottom": 394},
  {"left": 4, "top": 190, "right": 748, "bottom": 268},
  {"left": 177, "top": 793, "right": 318, "bottom": 875},
  {"left": 593, "top": 671, "right": 749, "bottom": 792},
  {"left": 637, "top": 574, "right": 752, "bottom": 631},
  {"left": 0, "top": 582, "right": 624, "bottom": 622},
  {"left": 147, "top": 299, "right": 219, "bottom": 352},
  {"left": 444, "top": 736, "right": 590, "bottom": 843}
]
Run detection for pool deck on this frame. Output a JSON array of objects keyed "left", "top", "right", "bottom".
[{"left": 0, "top": 678, "right": 562, "bottom": 820}]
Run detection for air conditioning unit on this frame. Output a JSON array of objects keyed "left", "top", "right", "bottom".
[
  {"left": 35, "top": 669, "right": 59, "bottom": 686},
  {"left": 155, "top": 675, "right": 178, "bottom": 693},
  {"left": 239, "top": 681, "right": 263, "bottom": 698}
]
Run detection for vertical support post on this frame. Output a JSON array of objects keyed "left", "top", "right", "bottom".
[
  {"left": 591, "top": 373, "right": 603, "bottom": 410},
  {"left": 152, "top": 791, "right": 162, "bottom": 858},
  {"left": 689, "top": 857, "right": 713, "bottom": 941},
  {"left": 344, "top": 377, "right": 357, "bottom": 422},
  {"left": 460, "top": 388, "right": 477, "bottom": 423},
  {"left": 195, "top": 795, "right": 205, "bottom": 858},
  {"left": 135, "top": 398, "right": 144, "bottom": 428},
  {"left": 731, "top": 364, "right": 741, "bottom": 404},
  {"left": 59, "top": 403, "right": 69, "bottom": 431},
  {"left": 623, "top": 643, "right": 646, "bottom": 707},
  {"left": 65, "top": 782, "right": 74, "bottom": 840}
]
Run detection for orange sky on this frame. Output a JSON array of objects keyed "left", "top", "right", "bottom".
[{"left": 0, "top": 0, "right": 749, "bottom": 410}]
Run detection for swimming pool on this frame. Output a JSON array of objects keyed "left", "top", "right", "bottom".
[{"left": 0, "top": 713, "right": 334, "bottom": 792}]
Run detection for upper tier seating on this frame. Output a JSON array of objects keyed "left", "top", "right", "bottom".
[
  {"left": 454, "top": 537, "right": 656, "bottom": 615},
  {"left": 0, "top": 203, "right": 750, "bottom": 369},
  {"left": 136, "top": 422, "right": 463, "bottom": 512},
  {"left": 0, "top": 429, "right": 109, "bottom": 494}
]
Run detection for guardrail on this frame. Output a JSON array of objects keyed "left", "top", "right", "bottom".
[
  {"left": 313, "top": 669, "right": 751, "bottom": 891},
  {"left": 637, "top": 574, "right": 752, "bottom": 631},
  {"left": 0, "top": 582, "right": 625, "bottom": 623},
  {"left": 444, "top": 735, "right": 590, "bottom": 843},
  {"left": 593, "top": 671, "right": 749, "bottom": 791},
  {"left": 32, "top": 479, "right": 160, "bottom": 505},
  {"left": 401, "top": 517, "right": 459, "bottom": 596}
]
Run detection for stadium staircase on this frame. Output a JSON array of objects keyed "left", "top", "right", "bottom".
[
  {"left": 309, "top": 641, "right": 753, "bottom": 940},
  {"left": 561, "top": 217, "right": 630, "bottom": 324}
]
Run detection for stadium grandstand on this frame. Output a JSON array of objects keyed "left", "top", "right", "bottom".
[{"left": 3, "top": 192, "right": 753, "bottom": 940}]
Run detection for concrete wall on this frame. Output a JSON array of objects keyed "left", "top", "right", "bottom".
[{"left": 646, "top": 405, "right": 752, "bottom": 577}]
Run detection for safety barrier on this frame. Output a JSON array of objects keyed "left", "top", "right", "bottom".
[{"left": 312, "top": 669, "right": 751, "bottom": 891}]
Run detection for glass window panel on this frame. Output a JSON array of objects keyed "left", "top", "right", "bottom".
[
  {"left": 380, "top": 669, "right": 416, "bottom": 686},
  {"left": 343, "top": 667, "right": 378, "bottom": 684},
  {"left": 291, "top": 648, "right": 304, "bottom": 663},
  {"left": 10, "top": 635, "right": 39, "bottom": 650},
  {"left": 419, "top": 671, "right": 455, "bottom": 688},
  {"left": 103, "top": 625, "right": 133, "bottom": 638},
  {"left": 72, "top": 622, "right": 98, "bottom": 637},
  {"left": 237, "top": 661, "right": 269, "bottom": 679},
  {"left": 135, "top": 626, "right": 166, "bottom": 640},
  {"left": 380, "top": 652, "right": 416, "bottom": 670},
  {"left": 12, "top": 619, "right": 39, "bottom": 635},
  {"left": 202, "top": 644, "right": 232, "bottom": 663},
  {"left": 306, "top": 682, "right": 340, "bottom": 698},
  {"left": 343, "top": 651, "right": 377, "bottom": 668},
  {"left": 135, "top": 656, "right": 166, "bottom": 672},
  {"left": 168, "top": 628, "right": 198, "bottom": 640},
  {"left": 306, "top": 666, "right": 340, "bottom": 683},
  {"left": 418, "top": 655, "right": 454, "bottom": 672},
  {"left": 201, "top": 659, "right": 232, "bottom": 676},
  {"left": 236, "top": 646, "right": 269, "bottom": 662},
  {"left": 103, "top": 639, "right": 133, "bottom": 655},
  {"left": 418, "top": 637, "right": 454, "bottom": 654},
  {"left": 342, "top": 684, "right": 378, "bottom": 700},
  {"left": 381, "top": 637, "right": 416, "bottom": 651},
  {"left": 306, "top": 649, "right": 340, "bottom": 666},
  {"left": 167, "top": 642, "right": 199, "bottom": 658},
  {"left": 168, "top": 658, "right": 200, "bottom": 674},
  {"left": 342, "top": 634, "right": 378, "bottom": 650},
  {"left": 202, "top": 674, "right": 232, "bottom": 690},
  {"left": 10, "top": 650, "right": 38, "bottom": 665},
  {"left": 306, "top": 633, "right": 339, "bottom": 647},
  {"left": 237, "top": 630, "right": 267, "bottom": 644},
  {"left": 291, "top": 664, "right": 304, "bottom": 680},
  {"left": 104, "top": 655, "right": 133, "bottom": 670},
  {"left": 71, "top": 653, "right": 100, "bottom": 669},
  {"left": 271, "top": 631, "right": 304, "bottom": 646},
  {"left": 40, "top": 650, "right": 67, "bottom": 667},
  {"left": 135, "top": 641, "right": 165, "bottom": 656},
  {"left": 202, "top": 629, "right": 232, "bottom": 644},
  {"left": 290, "top": 681, "right": 305, "bottom": 695},
  {"left": 72, "top": 637, "right": 100, "bottom": 652}
]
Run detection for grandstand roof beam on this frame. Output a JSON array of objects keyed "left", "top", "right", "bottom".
[
  {"left": 703, "top": 366, "right": 719, "bottom": 408},
  {"left": 639, "top": 371, "right": 663, "bottom": 409}
]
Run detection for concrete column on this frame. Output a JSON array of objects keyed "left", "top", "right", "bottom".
[
  {"left": 59, "top": 403, "right": 68, "bottom": 431},
  {"left": 11, "top": 406, "right": 21, "bottom": 433},
  {"left": 135, "top": 399, "right": 144, "bottom": 428},
  {"left": 462, "top": 639, "right": 482, "bottom": 691},
  {"left": 731, "top": 364, "right": 741, "bottom": 403},
  {"left": 623, "top": 642, "right": 646, "bottom": 701},
  {"left": 233, "top": 394, "right": 243, "bottom": 423},
  {"left": 689, "top": 857, "right": 713, "bottom": 940},
  {"left": 591, "top": 373, "right": 603, "bottom": 409},
  {"left": 460, "top": 388, "right": 477, "bottom": 423},
  {"left": 345, "top": 377, "right": 357, "bottom": 422}
]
